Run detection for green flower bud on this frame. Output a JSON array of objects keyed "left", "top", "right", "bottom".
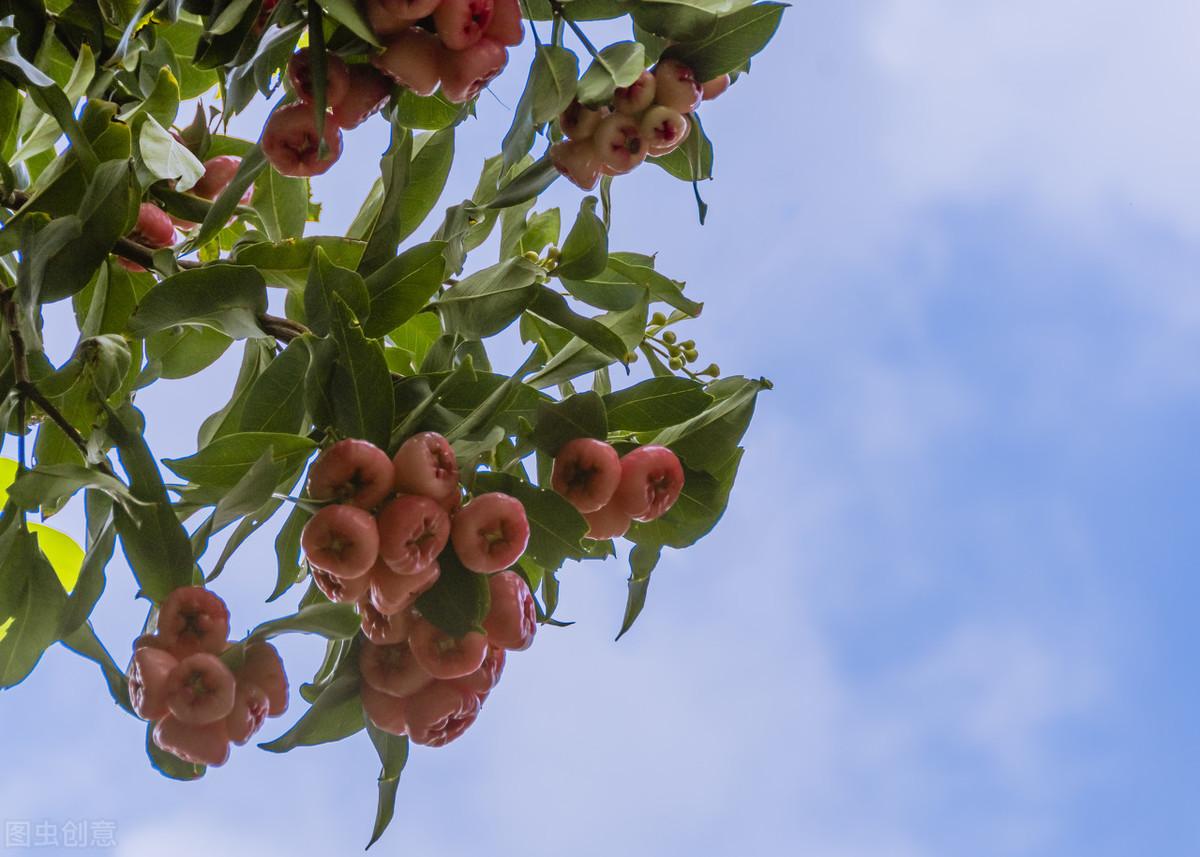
[
  {"left": 684, "top": 348, "right": 699, "bottom": 363},
  {"left": 651, "top": 312, "right": 668, "bottom": 327},
  {"left": 700, "top": 363, "right": 720, "bottom": 377},
  {"left": 681, "top": 340, "right": 696, "bottom": 350},
  {"left": 662, "top": 330, "right": 677, "bottom": 345},
  {"left": 669, "top": 357, "right": 683, "bottom": 370}
]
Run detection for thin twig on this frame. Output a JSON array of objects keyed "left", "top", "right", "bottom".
[{"left": 547, "top": 0, "right": 605, "bottom": 64}]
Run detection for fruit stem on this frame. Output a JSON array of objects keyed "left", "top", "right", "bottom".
[{"left": 547, "top": 0, "right": 605, "bottom": 68}]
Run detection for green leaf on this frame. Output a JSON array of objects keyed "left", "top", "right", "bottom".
[
  {"left": 616, "top": 542, "right": 661, "bottom": 639},
  {"left": 60, "top": 621, "right": 132, "bottom": 712},
  {"left": 164, "top": 432, "right": 317, "bottom": 489},
  {"left": 7, "top": 464, "right": 139, "bottom": 515},
  {"left": 650, "top": 376, "right": 768, "bottom": 471},
  {"left": 138, "top": 115, "right": 204, "bottom": 191},
  {"left": 437, "top": 257, "right": 543, "bottom": 339},
  {"left": 190, "top": 144, "right": 266, "bottom": 249},
  {"left": 270, "top": 501, "right": 311, "bottom": 602},
  {"left": 663, "top": 2, "right": 786, "bottom": 80},
  {"left": 395, "top": 129, "right": 455, "bottom": 246},
  {"left": 248, "top": 603, "right": 361, "bottom": 642},
  {"left": 556, "top": 196, "right": 609, "bottom": 280},
  {"left": 304, "top": 248, "right": 370, "bottom": 337},
  {"left": 472, "top": 471, "right": 589, "bottom": 571},
  {"left": 365, "top": 723, "right": 409, "bottom": 849},
  {"left": 487, "top": 155, "right": 560, "bottom": 210},
  {"left": 527, "top": 287, "right": 629, "bottom": 363},
  {"left": 128, "top": 265, "right": 269, "bottom": 340},
  {"left": 357, "top": 125, "right": 413, "bottom": 276},
  {"left": 315, "top": 0, "right": 381, "bottom": 46},
  {"left": 252, "top": 167, "right": 309, "bottom": 242},
  {"left": 531, "top": 46, "right": 581, "bottom": 124},
  {"left": 648, "top": 113, "right": 713, "bottom": 185},
  {"left": 532, "top": 391, "right": 608, "bottom": 455},
  {"left": 259, "top": 675, "right": 365, "bottom": 752},
  {"left": 105, "top": 403, "right": 195, "bottom": 602},
  {"left": 329, "top": 297, "right": 395, "bottom": 448},
  {"left": 240, "top": 336, "right": 312, "bottom": 434},
  {"left": 603, "top": 377, "right": 713, "bottom": 431},
  {"left": 0, "top": 523, "right": 67, "bottom": 688},
  {"left": 362, "top": 241, "right": 447, "bottom": 338},
  {"left": 528, "top": 291, "right": 649, "bottom": 388},
  {"left": 607, "top": 252, "right": 703, "bottom": 318},
  {"left": 414, "top": 549, "right": 491, "bottom": 637},
  {"left": 576, "top": 41, "right": 647, "bottom": 107},
  {"left": 234, "top": 236, "right": 366, "bottom": 290}
]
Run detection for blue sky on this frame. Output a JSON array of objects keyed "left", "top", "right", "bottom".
[{"left": 4, "top": 1, "right": 1200, "bottom": 854}]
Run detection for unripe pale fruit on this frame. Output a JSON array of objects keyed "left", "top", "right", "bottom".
[
  {"left": 360, "top": 598, "right": 415, "bottom": 645},
  {"left": 128, "top": 646, "right": 178, "bottom": 721},
  {"left": 165, "top": 653, "right": 237, "bottom": 725},
  {"left": 191, "top": 156, "right": 243, "bottom": 201},
  {"left": 377, "top": 495, "right": 451, "bottom": 575},
  {"left": 359, "top": 641, "right": 435, "bottom": 698},
  {"left": 592, "top": 114, "right": 648, "bottom": 174},
  {"left": 550, "top": 437, "right": 622, "bottom": 513},
  {"left": 583, "top": 499, "right": 632, "bottom": 540},
  {"left": 452, "top": 644, "right": 505, "bottom": 701},
  {"left": 287, "top": 48, "right": 351, "bottom": 108},
  {"left": 404, "top": 681, "right": 481, "bottom": 746},
  {"left": 332, "top": 64, "right": 394, "bottom": 129},
  {"left": 361, "top": 681, "right": 410, "bottom": 736},
  {"left": 451, "top": 492, "right": 530, "bottom": 573},
  {"left": 482, "top": 571, "right": 536, "bottom": 651},
  {"left": 613, "top": 70, "right": 656, "bottom": 115},
  {"left": 370, "top": 560, "right": 440, "bottom": 615},
  {"left": 225, "top": 681, "right": 270, "bottom": 745},
  {"left": 153, "top": 715, "right": 231, "bottom": 767},
  {"left": 131, "top": 202, "right": 175, "bottom": 249},
  {"left": 373, "top": 28, "right": 443, "bottom": 97},
  {"left": 640, "top": 105, "right": 690, "bottom": 155},
  {"left": 613, "top": 445, "right": 684, "bottom": 522},
  {"left": 551, "top": 140, "right": 602, "bottom": 191},
  {"left": 702, "top": 74, "right": 731, "bottom": 101},
  {"left": 408, "top": 617, "right": 488, "bottom": 679},
  {"left": 311, "top": 565, "right": 371, "bottom": 604},
  {"left": 375, "top": 0, "right": 443, "bottom": 30},
  {"left": 653, "top": 58, "right": 702, "bottom": 114},
  {"left": 237, "top": 642, "right": 289, "bottom": 716},
  {"left": 434, "top": 0, "right": 494, "bottom": 51},
  {"left": 392, "top": 432, "right": 460, "bottom": 511},
  {"left": 559, "top": 100, "right": 605, "bottom": 140},
  {"left": 157, "top": 586, "right": 230, "bottom": 658},
  {"left": 301, "top": 504, "right": 379, "bottom": 578},
  {"left": 261, "top": 103, "right": 343, "bottom": 178},
  {"left": 307, "top": 438, "right": 395, "bottom": 509},
  {"left": 439, "top": 37, "right": 507, "bottom": 103},
  {"left": 486, "top": 0, "right": 523, "bottom": 46}
]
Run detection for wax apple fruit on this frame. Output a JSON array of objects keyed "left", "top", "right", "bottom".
[
  {"left": 453, "top": 645, "right": 505, "bottom": 700},
  {"left": 237, "top": 642, "right": 289, "bottom": 716},
  {"left": 551, "top": 437, "right": 621, "bottom": 513},
  {"left": 434, "top": 0, "right": 494, "bottom": 51},
  {"left": 360, "top": 598, "right": 414, "bottom": 645},
  {"left": 360, "top": 641, "right": 435, "bottom": 698},
  {"left": 702, "top": 74, "right": 731, "bottom": 101},
  {"left": 190, "top": 156, "right": 243, "bottom": 200},
  {"left": 307, "top": 438, "right": 395, "bottom": 509},
  {"left": 153, "top": 716, "right": 231, "bottom": 767},
  {"left": 403, "top": 681, "right": 481, "bottom": 746},
  {"left": 374, "top": 28, "right": 443, "bottom": 97},
  {"left": 157, "top": 586, "right": 230, "bottom": 657},
  {"left": 592, "top": 114, "right": 648, "bottom": 174},
  {"left": 128, "top": 647, "right": 178, "bottom": 721},
  {"left": 613, "top": 445, "right": 684, "bottom": 522},
  {"left": 287, "top": 48, "right": 351, "bottom": 108},
  {"left": 583, "top": 500, "right": 632, "bottom": 540},
  {"left": 482, "top": 571, "right": 536, "bottom": 651},
  {"left": 451, "top": 492, "right": 530, "bottom": 573},
  {"left": 225, "top": 681, "right": 270, "bottom": 745},
  {"left": 440, "top": 37, "right": 507, "bottom": 103},
  {"left": 613, "top": 70, "right": 656, "bottom": 115},
  {"left": 361, "top": 682, "right": 410, "bottom": 736},
  {"left": 262, "top": 103, "right": 343, "bottom": 177},
  {"left": 408, "top": 618, "right": 488, "bottom": 679},
  {"left": 301, "top": 504, "right": 379, "bottom": 578},
  {"left": 165, "top": 653, "right": 237, "bottom": 725},
  {"left": 640, "top": 106, "right": 690, "bottom": 155},
  {"left": 487, "top": 0, "right": 524, "bottom": 46},
  {"left": 332, "top": 64, "right": 393, "bottom": 129},
  {"left": 653, "top": 59, "right": 702, "bottom": 114},
  {"left": 370, "top": 560, "right": 440, "bottom": 615},
  {"left": 392, "top": 432, "right": 460, "bottom": 510},
  {"left": 377, "top": 495, "right": 451, "bottom": 575},
  {"left": 559, "top": 100, "right": 605, "bottom": 140},
  {"left": 551, "top": 140, "right": 602, "bottom": 191},
  {"left": 130, "top": 203, "right": 175, "bottom": 249}
]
